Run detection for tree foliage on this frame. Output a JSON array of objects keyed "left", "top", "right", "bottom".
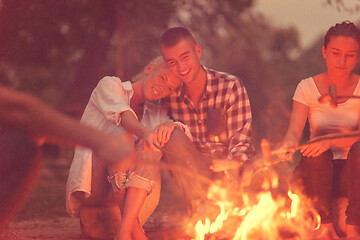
[
  {"left": 325, "top": 0, "right": 360, "bottom": 13},
  {"left": 0, "top": 0, "right": 175, "bottom": 108},
  {"left": 1, "top": 0, "right": 342, "bottom": 148},
  {"left": 0, "top": 0, "right": 119, "bottom": 105}
]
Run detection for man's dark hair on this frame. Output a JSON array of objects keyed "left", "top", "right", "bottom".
[{"left": 160, "top": 27, "right": 196, "bottom": 48}]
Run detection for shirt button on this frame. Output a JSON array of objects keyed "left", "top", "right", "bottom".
[{"left": 197, "top": 120, "right": 202, "bottom": 124}]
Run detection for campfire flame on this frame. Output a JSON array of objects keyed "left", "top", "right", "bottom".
[
  {"left": 191, "top": 168, "right": 321, "bottom": 240},
  {"left": 193, "top": 184, "right": 233, "bottom": 240}
]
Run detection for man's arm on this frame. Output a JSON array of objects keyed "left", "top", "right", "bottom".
[
  {"left": 226, "top": 81, "right": 255, "bottom": 162},
  {"left": 0, "top": 86, "right": 134, "bottom": 166}
]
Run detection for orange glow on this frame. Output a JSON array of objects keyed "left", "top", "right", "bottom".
[
  {"left": 193, "top": 184, "right": 233, "bottom": 240},
  {"left": 191, "top": 170, "right": 321, "bottom": 240},
  {"left": 287, "top": 190, "right": 299, "bottom": 219}
]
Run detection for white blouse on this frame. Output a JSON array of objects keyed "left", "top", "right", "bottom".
[
  {"left": 293, "top": 77, "right": 360, "bottom": 159},
  {"left": 66, "top": 76, "right": 189, "bottom": 216}
]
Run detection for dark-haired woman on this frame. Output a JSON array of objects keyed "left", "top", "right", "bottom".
[{"left": 282, "top": 21, "right": 360, "bottom": 238}]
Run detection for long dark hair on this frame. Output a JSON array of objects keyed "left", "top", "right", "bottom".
[{"left": 324, "top": 21, "right": 360, "bottom": 49}]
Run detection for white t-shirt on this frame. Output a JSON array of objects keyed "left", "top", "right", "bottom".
[{"left": 293, "top": 77, "right": 360, "bottom": 159}]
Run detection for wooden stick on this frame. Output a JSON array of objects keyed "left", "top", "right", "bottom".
[
  {"left": 150, "top": 145, "right": 244, "bottom": 197},
  {"left": 142, "top": 130, "right": 360, "bottom": 190},
  {"left": 271, "top": 130, "right": 360, "bottom": 156}
]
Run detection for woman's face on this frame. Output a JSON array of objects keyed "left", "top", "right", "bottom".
[
  {"left": 322, "top": 36, "right": 360, "bottom": 75},
  {"left": 143, "top": 65, "right": 181, "bottom": 100}
]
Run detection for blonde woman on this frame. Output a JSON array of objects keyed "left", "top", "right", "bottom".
[{"left": 66, "top": 57, "right": 184, "bottom": 240}]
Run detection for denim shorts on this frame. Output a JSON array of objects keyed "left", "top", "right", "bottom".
[
  {"left": 107, "top": 170, "right": 153, "bottom": 193},
  {"left": 107, "top": 146, "right": 162, "bottom": 194}
]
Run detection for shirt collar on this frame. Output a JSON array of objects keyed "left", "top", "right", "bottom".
[
  {"left": 203, "top": 66, "right": 219, "bottom": 93},
  {"left": 172, "top": 65, "right": 218, "bottom": 99},
  {"left": 144, "top": 100, "right": 161, "bottom": 114},
  {"left": 125, "top": 80, "right": 157, "bottom": 115}
]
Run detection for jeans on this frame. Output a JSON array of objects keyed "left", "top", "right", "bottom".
[
  {"left": 162, "top": 128, "right": 220, "bottom": 212},
  {"left": 294, "top": 141, "right": 360, "bottom": 225}
]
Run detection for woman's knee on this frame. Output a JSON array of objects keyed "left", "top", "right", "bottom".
[
  {"left": 297, "top": 150, "right": 332, "bottom": 169},
  {"left": 294, "top": 150, "right": 333, "bottom": 184},
  {"left": 348, "top": 141, "right": 360, "bottom": 160}
]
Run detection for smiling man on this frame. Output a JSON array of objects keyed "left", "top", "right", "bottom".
[{"left": 159, "top": 27, "right": 256, "bottom": 219}]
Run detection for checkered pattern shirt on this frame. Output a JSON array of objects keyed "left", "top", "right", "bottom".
[{"left": 162, "top": 66, "right": 255, "bottom": 162}]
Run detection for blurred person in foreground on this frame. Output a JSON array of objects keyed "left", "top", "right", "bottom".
[
  {"left": 281, "top": 21, "right": 360, "bottom": 238},
  {"left": 66, "top": 57, "right": 186, "bottom": 240},
  {"left": 0, "top": 85, "right": 134, "bottom": 232},
  {"left": 159, "top": 27, "right": 256, "bottom": 219}
]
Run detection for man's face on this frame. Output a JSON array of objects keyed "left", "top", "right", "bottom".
[{"left": 161, "top": 38, "right": 202, "bottom": 84}]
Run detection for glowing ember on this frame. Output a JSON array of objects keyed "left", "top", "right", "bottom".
[{"left": 286, "top": 190, "right": 299, "bottom": 219}]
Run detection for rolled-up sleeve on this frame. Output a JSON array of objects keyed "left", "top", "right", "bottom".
[
  {"left": 91, "top": 77, "right": 137, "bottom": 125},
  {"left": 227, "top": 81, "right": 255, "bottom": 162}
]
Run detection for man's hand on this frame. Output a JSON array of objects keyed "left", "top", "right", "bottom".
[
  {"left": 154, "top": 121, "right": 176, "bottom": 147},
  {"left": 143, "top": 130, "right": 161, "bottom": 151}
]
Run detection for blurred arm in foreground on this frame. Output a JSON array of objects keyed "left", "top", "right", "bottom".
[
  {"left": 0, "top": 85, "right": 134, "bottom": 231},
  {"left": 0, "top": 86, "right": 133, "bottom": 165}
]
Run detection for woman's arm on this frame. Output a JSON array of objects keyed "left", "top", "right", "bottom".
[
  {"left": 305, "top": 112, "right": 360, "bottom": 152},
  {"left": 282, "top": 100, "right": 309, "bottom": 148},
  {"left": 120, "top": 110, "right": 160, "bottom": 151},
  {"left": 298, "top": 106, "right": 360, "bottom": 157}
]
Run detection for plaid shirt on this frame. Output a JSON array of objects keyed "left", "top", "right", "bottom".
[{"left": 162, "top": 66, "right": 255, "bottom": 162}]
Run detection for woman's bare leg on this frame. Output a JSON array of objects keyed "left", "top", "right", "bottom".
[{"left": 115, "top": 187, "right": 148, "bottom": 240}]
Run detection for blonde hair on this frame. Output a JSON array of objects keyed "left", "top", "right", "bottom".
[{"left": 131, "top": 56, "right": 165, "bottom": 83}]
